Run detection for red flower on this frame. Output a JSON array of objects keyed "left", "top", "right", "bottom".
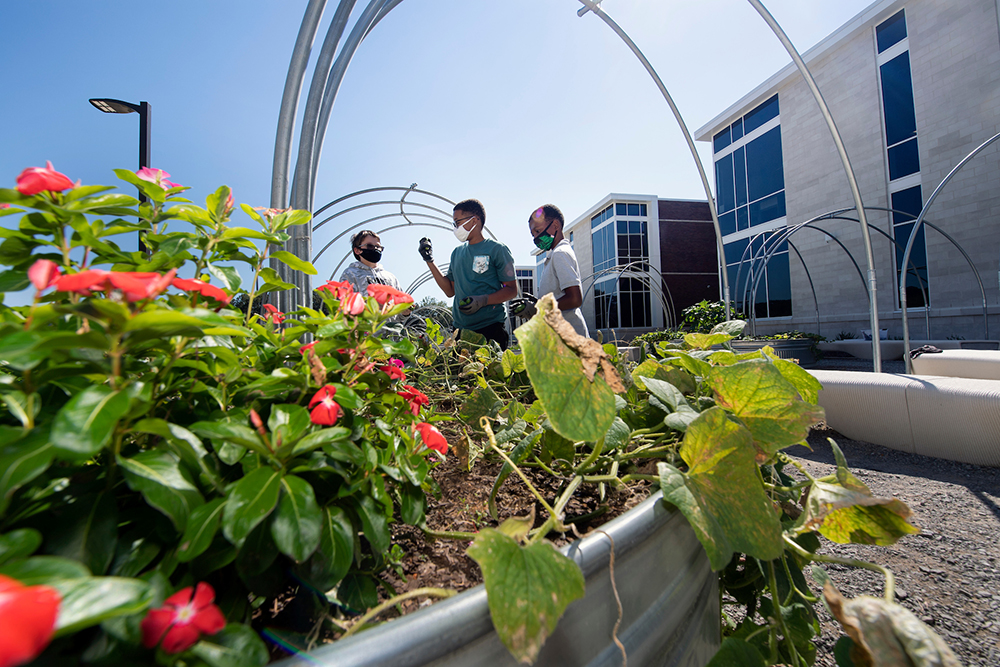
[
  {"left": 52, "top": 269, "right": 176, "bottom": 302},
  {"left": 367, "top": 284, "right": 414, "bottom": 307},
  {"left": 140, "top": 582, "right": 225, "bottom": 654},
  {"left": 317, "top": 280, "right": 353, "bottom": 299},
  {"left": 300, "top": 341, "right": 316, "bottom": 354},
  {"left": 223, "top": 191, "right": 234, "bottom": 218},
  {"left": 397, "top": 384, "right": 429, "bottom": 416},
  {"left": 0, "top": 203, "right": 10, "bottom": 210},
  {"left": 27, "top": 259, "right": 61, "bottom": 291},
  {"left": 340, "top": 292, "right": 366, "bottom": 316},
  {"left": 308, "top": 385, "right": 341, "bottom": 425},
  {"left": 262, "top": 303, "right": 285, "bottom": 324},
  {"left": 0, "top": 575, "right": 61, "bottom": 667},
  {"left": 414, "top": 422, "right": 448, "bottom": 455},
  {"left": 379, "top": 365, "right": 406, "bottom": 381},
  {"left": 15, "top": 161, "right": 75, "bottom": 196},
  {"left": 171, "top": 277, "right": 231, "bottom": 305}
]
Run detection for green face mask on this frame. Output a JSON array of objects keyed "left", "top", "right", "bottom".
[{"left": 533, "top": 221, "right": 555, "bottom": 251}]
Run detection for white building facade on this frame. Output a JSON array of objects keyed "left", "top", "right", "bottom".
[{"left": 695, "top": 0, "right": 1000, "bottom": 340}]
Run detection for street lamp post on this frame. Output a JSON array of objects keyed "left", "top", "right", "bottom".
[{"left": 89, "top": 98, "right": 151, "bottom": 253}]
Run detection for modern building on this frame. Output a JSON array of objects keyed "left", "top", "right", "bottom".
[
  {"left": 695, "top": 0, "right": 1000, "bottom": 340},
  {"left": 555, "top": 194, "right": 718, "bottom": 340}
]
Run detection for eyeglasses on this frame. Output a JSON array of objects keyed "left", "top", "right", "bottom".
[
  {"left": 358, "top": 243, "right": 383, "bottom": 251},
  {"left": 453, "top": 215, "right": 477, "bottom": 228}
]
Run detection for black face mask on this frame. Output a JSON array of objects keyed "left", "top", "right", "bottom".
[{"left": 359, "top": 247, "right": 382, "bottom": 263}]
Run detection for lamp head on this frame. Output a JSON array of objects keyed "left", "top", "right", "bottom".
[{"left": 89, "top": 98, "right": 140, "bottom": 114}]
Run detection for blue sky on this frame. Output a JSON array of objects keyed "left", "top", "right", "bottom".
[{"left": 1, "top": 0, "right": 873, "bottom": 304}]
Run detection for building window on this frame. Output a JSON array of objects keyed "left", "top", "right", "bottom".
[
  {"left": 515, "top": 268, "right": 535, "bottom": 298},
  {"left": 714, "top": 94, "right": 790, "bottom": 319},
  {"left": 591, "top": 202, "right": 652, "bottom": 328},
  {"left": 724, "top": 232, "right": 791, "bottom": 319},
  {"left": 876, "top": 9, "right": 927, "bottom": 307},
  {"left": 891, "top": 186, "right": 929, "bottom": 308}
]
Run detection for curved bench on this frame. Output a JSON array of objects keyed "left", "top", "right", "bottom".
[
  {"left": 807, "top": 370, "right": 1000, "bottom": 467},
  {"left": 910, "top": 349, "right": 1000, "bottom": 380}
]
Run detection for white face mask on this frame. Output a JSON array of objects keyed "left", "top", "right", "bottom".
[{"left": 453, "top": 215, "right": 476, "bottom": 242}]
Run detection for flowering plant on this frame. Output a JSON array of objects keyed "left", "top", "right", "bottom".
[{"left": 0, "top": 166, "right": 444, "bottom": 665}]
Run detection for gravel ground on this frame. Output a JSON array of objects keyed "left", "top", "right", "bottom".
[{"left": 784, "top": 354, "right": 1000, "bottom": 666}]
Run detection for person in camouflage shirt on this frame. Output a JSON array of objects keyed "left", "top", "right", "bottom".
[{"left": 338, "top": 229, "right": 401, "bottom": 292}]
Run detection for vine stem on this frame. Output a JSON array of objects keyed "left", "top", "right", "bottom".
[
  {"left": 483, "top": 418, "right": 558, "bottom": 519},
  {"left": 423, "top": 527, "right": 477, "bottom": 541},
  {"left": 339, "top": 588, "right": 456, "bottom": 639},
  {"left": 767, "top": 559, "right": 803, "bottom": 667},
  {"left": 782, "top": 534, "right": 895, "bottom": 602}
]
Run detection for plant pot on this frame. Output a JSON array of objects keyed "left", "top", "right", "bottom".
[
  {"left": 276, "top": 492, "right": 719, "bottom": 667},
  {"left": 731, "top": 339, "right": 816, "bottom": 367}
]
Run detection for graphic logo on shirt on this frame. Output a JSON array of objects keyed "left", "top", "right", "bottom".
[{"left": 473, "top": 255, "right": 489, "bottom": 274}]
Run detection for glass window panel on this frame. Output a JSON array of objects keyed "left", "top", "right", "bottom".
[
  {"left": 891, "top": 186, "right": 922, "bottom": 223},
  {"left": 765, "top": 252, "right": 791, "bottom": 317},
  {"left": 725, "top": 238, "right": 749, "bottom": 266},
  {"left": 734, "top": 147, "right": 748, "bottom": 207},
  {"left": 744, "top": 94, "right": 779, "bottom": 134},
  {"left": 888, "top": 137, "right": 920, "bottom": 181},
  {"left": 745, "top": 127, "right": 784, "bottom": 201},
  {"left": 642, "top": 236, "right": 648, "bottom": 257},
  {"left": 629, "top": 220, "right": 640, "bottom": 234},
  {"left": 737, "top": 205, "right": 749, "bottom": 231},
  {"left": 627, "top": 204, "right": 638, "bottom": 216},
  {"left": 616, "top": 203, "right": 626, "bottom": 216},
  {"left": 719, "top": 210, "right": 737, "bottom": 236},
  {"left": 713, "top": 127, "right": 732, "bottom": 153},
  {"left": 876, "top": 10, "right": 907, "bottom": 53},
  {"left": 880, "top": 52, "right": 917, "bottom": 146},
  {"left": 715, "top": 153, "right": 736, "bottom": 214},
  {"left": 731, "top": 118, "right": 744, "bottom": 141},
  {"left": 617, "top": 220, "right": 627, "bottom": 234},
  {"left": 749, "top": 192, "right": 786, "bottom": 226},
  {"left": 630, "top": 236, "right": 642, "bottom": 256},
  {"left": 640, "top": 204, "right": 647, "bottom": 216}
]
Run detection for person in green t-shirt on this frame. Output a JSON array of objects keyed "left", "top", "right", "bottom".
[{"left": 418, "top": 199, "right": 517, "bottom": 349}]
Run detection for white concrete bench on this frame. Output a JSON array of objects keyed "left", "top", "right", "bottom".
[
  {"left": 818, "top": 339, "right": 999, "bottom": 361},
  {"left": 910, "top": 349, "right": 1000, "bottom": 381},
  {"left": 807, "top": 370, "right": 1000, "bottom": 467}
]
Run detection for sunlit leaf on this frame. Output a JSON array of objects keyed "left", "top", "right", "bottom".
[
  {"left": 270, "top": 250, "right": 318, "bottom": 275},
  {"left": 459, "top": 384, "right": 503, "bottom": 432},
  {"left": 222, "top": 467, "right": 282, "bottom": 547},
  {"left": 631, "top": 359, "right": 697, "bottom": 395},
  {"left": 467, "top": 528, "right": 584, "bottom": 664},
  {"left": 657, "top": 407, "right": 783, "bottom": 570},
  {"left": 796, "top": 479, "right": 919, "bottom": 545},
  {"left": 0, "top": 555, "right": 90, "bottom": 584},
  {"left": 707, "top": 360, "right": 824, "bottom": 458},
  {"left": 53, "top": 576, "right": 153, "bottom": 636}
]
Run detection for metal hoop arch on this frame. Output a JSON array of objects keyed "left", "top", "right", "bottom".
[{"left": 901, "top": 129, "right": 1000, "bottom": 371}]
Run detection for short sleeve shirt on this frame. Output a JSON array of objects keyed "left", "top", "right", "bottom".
[
  {"left": 538, "top": 239, "right": 589, "bottom": 338},
  {"left": 446, "top": 239, "right": 516, "bottom": 330}
]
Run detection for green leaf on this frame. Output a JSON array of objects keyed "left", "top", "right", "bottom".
[
  {"left": 706, "top": 637, "right": 768, "bottom": 667},
  {"left": 0, "top": 331, "right": 48, "bottom": 371},
  {"left": 657, "top": 408, "right": 783, "bottom": 570},
  {"left": 53, "top": 576, "right": 153, "bottom": 636},
  {"left": 353, "top": 494, "right": 390, "bottom": 554},
  {"left": 339, "top": 573, "right": 378, "bottom": 612},
  {"left": 500, "top": 349, "right": 527, "bottom": 377},
  {"left": 258, "top": 267, "right": 295, "bottom": 290},
  {"left": 0, "top": 528, "right": 42, "bottom": 566},
  {"left": 631, "top": 359, "right": 697, "bottom": 395},
  {"left": 295, "top": 506, "right": 354, "bottom": 592},
  {"left": 684, "top": 332, "right": 734, "bottom": 350},
  {"left": 710, "top": 320, "right": 748, "bottom": 337},
  {"left": 289, "top": 426, "right": 352, "bottom": 457},
  {"left": 399, "top": 483, "right": 426, "bottom": 526},
  {"left": 110, "top": 537, "right": 160, "bottom": 578},
  {"left": 516, "top": 300, "right": 616, "bottom": 442},
  {"left": 770, "top": 357, "right": 823, "bottom": 404},
  {"left": 602, "top": 416, "right": 631, "bottom": 453},
  {"left": 191, "top": 623, "right": 270, "bottom": 667},
  {"left": 660, "top": 350, "right": 713, "bottom": 378},
  {"left": 538, "top": 427, "right": 573, "bottom": 465},
  {"left": 177, "top": 499, "right": 226, "bottom": 562},
  {"left": 458, "top": 384, "right": 503, "bottom": 432},
  {"left": 51, "top": 386, "right": 130, "bottom": 460},
  {"left": 119, "top": 449, "right": 204, "bottom": 533},
  {"left": 0, "top": 555, "right": 90, "bottom": 584},
  {"left": 708, "top": 360, "right": 824, "bottom": 458},
  {"left": 268, "top": 404, "right": 312, "bottom": 447},
  {"left": 0, "top": 269, "right": 29, "bottom": 292},
  {"left": 824, "top": 585, "right": 960, "bottom": 667},
  {"left": 47, "top": 491, "right": 118, "bottom": 575},
  {"left": 222, "top": 467, "right": 282, "bottom": 547},
  {"left": 0, "top": 429, "right": 53, "bottom": 515},
  {"left": 270, "top": 475, "right": 322, "bottom": 562},
  {"left": 642, "top": 376, "right": 701, "bottom": 432},
  {"left": 270, "top": 250, "right": 318, "bottom": 275},
  {"left": 467, "top": 529, "right": 585, "bottom": 664},
  {"left": 221, "top": 226, "right": 270, "bottom": 241},
  {"left": 208, "top": 264, "right": 243, "bottom": 291},
  {"left": 190, "top": 421, "right": 269, "bottom": 457},
  {"left": 123, "top": 310, "right": 206, "bottom": 340}
]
